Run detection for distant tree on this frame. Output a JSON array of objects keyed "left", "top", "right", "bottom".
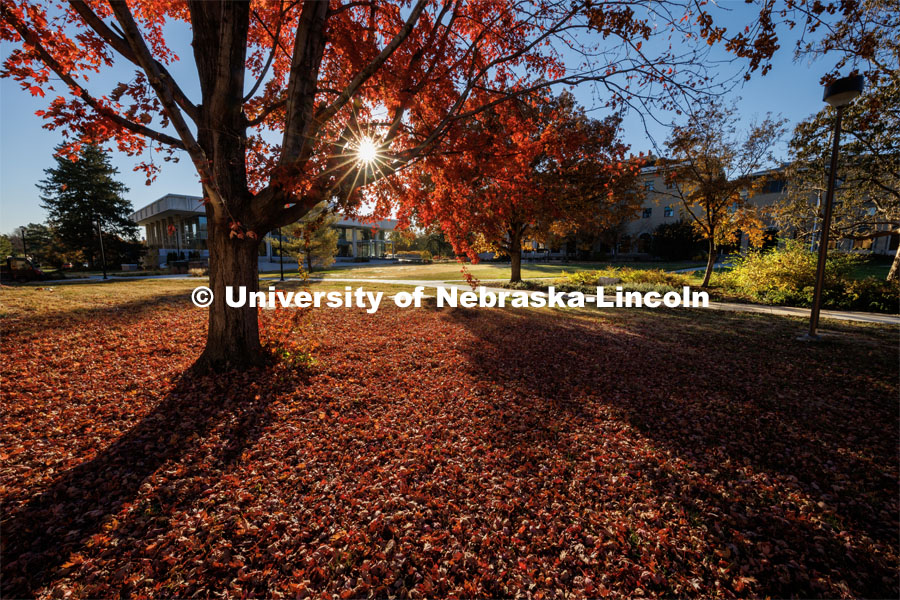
[
  {"left": 569, "top": 156, "right": 645, "bottom": 257},
  {"left": 417, "top": 230, "right": 456, "bottom": 258},
  {"left": 0, "top": 234, "right": 15, "bottom": 259},
  {"left": 295, "top": 213, "right": 339, "bottom": 274},
  {"left": 657, "top": 101, "right": 787, "bottom": 286},
  {"left": 389, "top": 230, "right": 418, "bottom": 253},
  {"left": 9, "top": 223, "right": 65, "bottom": 266},
  {"left": 408, "top": 93, "right": 634, "bottom": 283},
  {"left": 38, "top": 144, "right": 137, "bottom": 269},
  {"left": 388, "top": 226, "right": 455, "bottom": 258},
  {"left": 271, "top": 208, "right": 339, "bottom": 274},
  {"left": 777, "top": 80, "right": 899, "bottom": 280},
  {"left": 651, "top": 220, "right": 705, "bottom": 261}
]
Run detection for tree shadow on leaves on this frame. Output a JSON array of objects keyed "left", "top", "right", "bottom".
[
  {"left": 441, "top": 306, "right": 899, "bottom": 598},
  {"left": 0, "top": 365, "right": 286, "bottom": 598}
]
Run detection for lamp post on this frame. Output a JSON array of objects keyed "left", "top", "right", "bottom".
[
  {"left": 810, "top": 190, "right": 822, "bottom": 252},
  {"left": 278, "top": 227, "right": 284, "bottom": 281},
  {"left": 802, "top": 74, "right": 864, "bottom": 340},
  {"left": 96, "top": 220, "right": 108, "bottom": 280}
]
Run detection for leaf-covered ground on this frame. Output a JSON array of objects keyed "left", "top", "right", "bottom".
[{"left": 2, "top": 282, "right": 898, "bottom": 598}]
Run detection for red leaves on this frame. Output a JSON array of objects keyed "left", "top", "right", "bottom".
[
  {"left": 1, "top": 291, "right": 898, "bottom": 598},
  {"left": 228, "top": 221, "right": 245, "bottom": 239}
]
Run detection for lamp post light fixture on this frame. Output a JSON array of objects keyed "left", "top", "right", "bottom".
[{"left": 801, "top": 74, "right": 864, "bottom": 341}]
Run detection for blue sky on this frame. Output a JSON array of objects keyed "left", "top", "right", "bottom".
[{"left": 0, "top": 3, "right": 842, "bottom": 233}]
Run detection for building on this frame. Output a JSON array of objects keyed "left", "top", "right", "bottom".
[
  {"left": 622, "top": 165, "right": 683, "bottom": 254},
  {"left": 623, "top": 165, "right": 898, "bottom": 257},
  {"left": 130, "top": 194, "right": 397, "bottom": 267}
]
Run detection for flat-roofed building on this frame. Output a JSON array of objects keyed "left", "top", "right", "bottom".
[{"left": 130, "top": 194, "right": 397, "bottom": 267}]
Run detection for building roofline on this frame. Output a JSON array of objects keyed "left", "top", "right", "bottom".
[{"left": 130, "top": 193, "right": 397, "bottom": 229}]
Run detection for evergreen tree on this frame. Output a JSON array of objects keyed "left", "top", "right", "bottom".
[
  {"left": 268, "top": 207, "right": 339, "bottom": 274},
  {"left": 0, "top": 234, "right": 14, "bottom": 259},
  {"left": 10, "top": 223, "right": 62, "bottom": 266},
  {"left": 38, "top": 144, "right": 137, "bottom": 268}
]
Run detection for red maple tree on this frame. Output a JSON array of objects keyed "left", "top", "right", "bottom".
[
  {"left": 403, "top": 92, "right": 639, "bottom": 282},
  {"left": 1, "top": 0, "right": 786, "bottom": 370}
]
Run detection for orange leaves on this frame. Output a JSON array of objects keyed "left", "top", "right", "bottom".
[{"left": 1, "top": 291, "right": 898, "bottom": 598}]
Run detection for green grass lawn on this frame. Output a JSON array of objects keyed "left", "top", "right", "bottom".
[
  {"left": 850, "top": 260, "right": 893, "bottom": 280},
  {"left": 260, "top": 259, "right": 705, "bottom": 282}
]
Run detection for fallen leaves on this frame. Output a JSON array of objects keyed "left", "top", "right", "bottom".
[{"left": 1, "top": 295, "right": 898, "bottom": 599}]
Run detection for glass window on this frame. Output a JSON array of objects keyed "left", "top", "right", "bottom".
[
  {"left": 642, "top": 208, "right": 652, "bottom": 218},
  {"left": 664, "top": 206, "right": 674, "bottom": 217},
  {"left": 763, "top": 179, "right": 786, "bottom": 194},
  {"left": 643, "top": 180, "right": 655, "bottom": 191}
]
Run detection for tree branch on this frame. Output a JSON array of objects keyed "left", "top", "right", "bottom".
[
  {"left": 309, "top": 0, "right": 429, "bottom": 139},
  {"left": 2, "top": 6, "right": 185, "bottom": 149},
  {"left": 67, "top": 0, "right": 199, "bottom": 122},
  {"left": 107, "top": 1, "right": 211, "bottom": 184}
]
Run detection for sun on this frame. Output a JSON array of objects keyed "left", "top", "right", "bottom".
[{"left": 356, "top": 137, "right": 378, "bottom": 164}]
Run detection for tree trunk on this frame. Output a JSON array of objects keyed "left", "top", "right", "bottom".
[
  {"left": 510, "top": 250, "right": 522, "bottom": 283},
  {"left": 889, "top": 243, "right": 900, "bottom": 283},
  {"left": 193, "top": 219, "right": 265, "bottom": 372},
  {"left": 508, "top": 228, "right": 524, "bottom": 283},
  {"left": 702, "top": 238, "right": 716, "bottom": 287}
]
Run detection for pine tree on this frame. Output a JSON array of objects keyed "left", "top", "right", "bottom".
[
  {"left": 268, "top": 208, "right": 339, "bottom": 275},
  {"left": 38, "top": 144, "right": 137, "bottom": 268},
  {"left": 0, "top": 235, "right": 14, "bottom": 259}
]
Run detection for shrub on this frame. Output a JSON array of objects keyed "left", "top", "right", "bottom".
[
  {"left": 503, "top": 280, "right": 539, "bottom": 291},
  {"left": 719, "top": 241, "right": 898, "bottom": 312},
  {"left": 188, "top": 267, "right": 208, "bottom": 277},
  {"left": 396, "top": 250, "right": 432, "bottom": 263},
  {"left": 845, "top": 277, "right": 900, "bottom": 313},
  {"left": 557, "top": 267, "right": 692, "bottom": 289}
]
